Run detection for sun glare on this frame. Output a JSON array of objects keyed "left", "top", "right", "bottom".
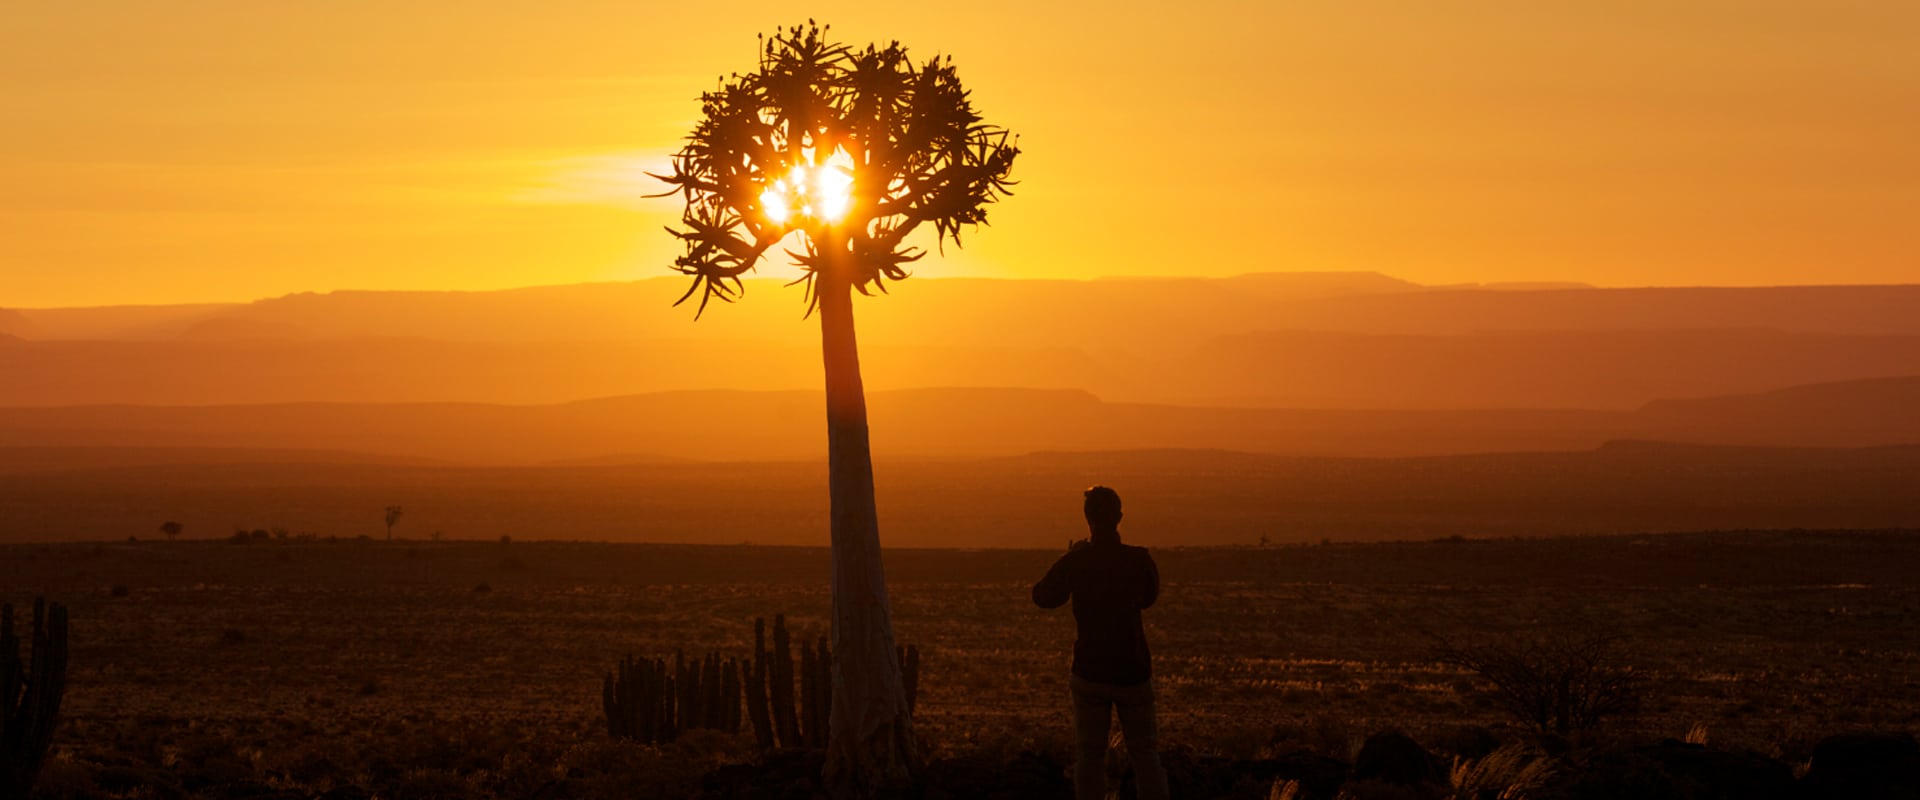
[{"left": 758, "top": 150, "right": 855, "bottom": 228}]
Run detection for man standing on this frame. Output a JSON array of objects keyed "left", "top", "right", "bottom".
[{"left": 1032, "top": 486, "right": 1169, "bottom": 800}]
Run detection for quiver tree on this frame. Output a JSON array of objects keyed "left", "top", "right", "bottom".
[
  {"left": 159, "top": 520, "right": 182, "bottom": 542},
  {"left": 384, "top": 505, "right": 403, "bottom": 542},
  {"left": 1, "top": 599, "right": 69, "bottom": 798},
  {"left": 653, "top": 22, "right": 1017, "bottom": 794}
]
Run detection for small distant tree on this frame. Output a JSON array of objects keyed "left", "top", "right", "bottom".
[
  {"left": 1431, "top": 631, "right": 1641, "bottom": 737},
  {"left": 384, "top": 506, "right": 403, "bottom": 541},
  {"left": 159, "top": 521, "right": 182, "bottom": 542}
]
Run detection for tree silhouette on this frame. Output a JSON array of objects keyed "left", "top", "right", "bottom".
[
  {"left": 158, "top": 521, "right": 182, "bottom": 542},
  {"left": 384, "top": 506, "right": 403, "bottom": 542},
  {"left": 653, "top": 22, "right": 1017, "bottom": 793}
]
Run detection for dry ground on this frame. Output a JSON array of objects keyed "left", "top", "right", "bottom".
[{"left": 5, "top": 532, "right": 1918, "bottom": 797}]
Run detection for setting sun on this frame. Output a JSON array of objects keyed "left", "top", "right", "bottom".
[{"left": 758, "top": 153, "right": 857, "bottom": 228}]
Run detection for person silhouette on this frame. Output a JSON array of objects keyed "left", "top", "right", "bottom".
[{"left": 1032, "top": 485, "right": 1168, "bottom": 800}]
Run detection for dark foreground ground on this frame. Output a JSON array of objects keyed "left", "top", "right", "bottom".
[{"left": 4, "top": 531, "right": 1919, "bottom": 798}]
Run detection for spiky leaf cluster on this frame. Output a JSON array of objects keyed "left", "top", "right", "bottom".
[{"left": 653, "top": 23, "right": 1019, "bottom": 315}]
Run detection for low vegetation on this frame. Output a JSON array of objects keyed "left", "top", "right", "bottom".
[
  {"left": 1429, "top": 631, "right": 1640, "bottom": 738},
  {"left": 1, "top": 533, "right": 1915, "bottom": 798}
]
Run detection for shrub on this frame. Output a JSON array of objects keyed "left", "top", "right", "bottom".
[{"left": 1431, "top": 631, "right": 1640, "bottom": 737}]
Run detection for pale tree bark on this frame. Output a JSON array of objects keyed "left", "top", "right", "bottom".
[{"left": 816, "top": 239, "right": 916, "bottom": 796}]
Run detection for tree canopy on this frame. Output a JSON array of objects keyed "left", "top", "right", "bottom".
[{"left": 653, "top": 23, "right": 1019, "bottom": 316}]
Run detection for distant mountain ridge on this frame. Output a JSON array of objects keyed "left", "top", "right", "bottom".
[
  {"left": 1636, "top": 375, "right": 1920, "bottom": 448},
  {"left": 10, "top": 272, "right": 1417, "bottom": 343},
  {"left": 0, "top": 308, "right": 32, "bottom": 338},
  {"left": 2, "top": 377, "right": 1914, "bottom": 466},
  {"left": 3, "top": 328, "right": 1915, "bottom": 409},
  {"left": 0, "top": 446, "right": 444, "bottom": 475},
  {"left": 1274, "top": 284, "right": 1920, "bottom": 336},
  {"left": 13, "top": 274, "right": 1920, "bottom": 343},
  {"left": 5, "top": 275, "right": 1920, "bottom": 409}
]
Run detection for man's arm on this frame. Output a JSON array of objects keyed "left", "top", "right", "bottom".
[
  {"left": 1032, "top": 551, "right": 1077, "bottom": 609},
  {"left": 1139, "top": 549, "right": 1160, "bottom": 609}
]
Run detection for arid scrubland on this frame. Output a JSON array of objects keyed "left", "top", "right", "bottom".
[{"left": 5, "top": 533, "right": 1917, "bottom": 797}]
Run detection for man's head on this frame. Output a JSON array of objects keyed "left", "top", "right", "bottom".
[{"left": 1083, "top": 485, "right": 1123, "bottom": 532}]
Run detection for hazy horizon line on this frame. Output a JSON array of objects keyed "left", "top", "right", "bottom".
[{"left": 12, "top": 270, "right": 1920, "bottom": 312}]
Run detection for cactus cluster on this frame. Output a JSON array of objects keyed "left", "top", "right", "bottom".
[
  {"left": 2, "top": 599, "right": 69, "bottom": 799},
  {"left": 604, "top": 615, "right": 919, "bottom": 750},
  {"left": 603, "top": 651, "right": 745, "bottom": 744}
]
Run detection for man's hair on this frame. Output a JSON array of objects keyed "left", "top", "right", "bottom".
[{"left": 1083, "top": 485, "right": 1123, "bottom": 526}]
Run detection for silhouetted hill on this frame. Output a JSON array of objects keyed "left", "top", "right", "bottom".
[
  {"left": 3, "top": 442, "right": 1915, "bottom": 545},
  {"left": 0, "top": 389, "right": 1136, "bottom": 464},
  {"left": 1216, "top": 271, "right": 1421, "bottom": 296},
  {"left": 1638, "top": 376, "right": 1920, "bottom": 447},
  {"left": 10, "top": 272, "right": 1414, "bottom": 344},
  {"left": 7, "top": 303, "right": 237, "bottom": 340},
  {"left": 17, "top": 276, "right": 1920, "bottom": 344},
  {"left": 1273, "top": 285, "right": 1920, "bottom": 335},
  {"left": 6, "top": 277, "right": 1920, "bottom": 409},
  {"left": 176, "top": 316, "right": 309, "bottom": 341},
  {"left": 4, "top": 324, "right": 1918, "bottom": 410},
  {"left": 1, "top": 378, "right": 1914, "bottom": 465},
  {"left": 219, "top": 272, "right": 1428, "bottom": 353},
  {"left": 0, "top": 446, "right": 442, "bottom": 475},
  {"left": 0, "top": 309, "right": 30, "bottom": 338},
  {"left": 536, "top": 452, "right": 691, "bottom": 467},
  {"left": 0, "top": 338, "right": 827, "bottom": 405},
  {"left": 1187, "top": 329, "right": 1920, "bottom": 408},
  {"left": 1429, "top": 281, "right": 1595, "bottom": 291}
]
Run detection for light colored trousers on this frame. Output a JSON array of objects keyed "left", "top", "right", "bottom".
[{"left": 1071, "top": 675, "right": 1170, "bottom": 800}]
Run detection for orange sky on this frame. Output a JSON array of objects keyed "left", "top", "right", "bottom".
[{"left": 4, "top": 1, "right": 1917, "bottom": 307}]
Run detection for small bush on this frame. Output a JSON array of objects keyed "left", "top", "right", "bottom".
[{"left": 1431, "top": 631, "right": 1640, "bottom": 737}]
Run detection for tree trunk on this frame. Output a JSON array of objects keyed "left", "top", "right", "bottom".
[{"left": 815, "top": 247, "right": 915, "bottom": 796}]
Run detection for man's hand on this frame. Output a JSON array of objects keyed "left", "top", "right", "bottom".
[{"left": 1068, "top": 537, "right": 1090, "bottom": 553}]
